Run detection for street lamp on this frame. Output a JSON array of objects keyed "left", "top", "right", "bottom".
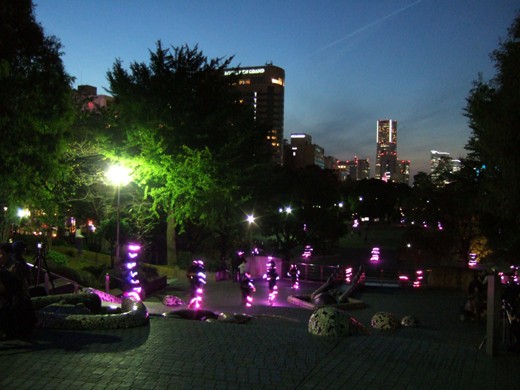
[
  {"left": 247, "top": 214, "right": 255, "bottom": 259},
  {"left": 106, "top": 164, "right": 132, "bottom": 268}
]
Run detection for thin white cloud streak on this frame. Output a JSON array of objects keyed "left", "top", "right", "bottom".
[{"left": 308, "top": 0, "right": 425, "bottom": 58}]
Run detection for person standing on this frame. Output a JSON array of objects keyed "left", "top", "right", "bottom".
[
  {"left": 75, "top": 225, "right": 85, "bottom": 257},
  {"left": 237, "top": 259, "right": 247, "bottom": 282},
  {"left": 263, "top": 259, "right": 279, "bottom": 305},
  {"left": 240, "top": 271, "right": 256, "bottom": 307}
]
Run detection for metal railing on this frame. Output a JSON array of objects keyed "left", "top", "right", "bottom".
[{"left": 281, "top": 261, "right": 343, "bottom": 283}]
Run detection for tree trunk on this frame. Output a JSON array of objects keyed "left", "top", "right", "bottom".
[{"left": 166, "top": 211, "right": 177, "bottom": 267}]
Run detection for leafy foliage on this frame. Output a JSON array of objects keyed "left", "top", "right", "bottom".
[
  {"left": 0, "top": 0, "right": 74, "bottom": 211},
  {"left": 104, "top": 42, "right": 268, "bottom": 264},
  {"left": 465, "top": 13, "right": 520, "bottom": 262}
]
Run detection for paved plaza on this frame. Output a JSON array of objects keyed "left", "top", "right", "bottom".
[{"left": 1, "top": 277, "right": 518, "bottom": 389}]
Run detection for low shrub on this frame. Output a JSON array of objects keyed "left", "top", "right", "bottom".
[{"left": 47, "top": 250, "right": 70, "bottom": 267}]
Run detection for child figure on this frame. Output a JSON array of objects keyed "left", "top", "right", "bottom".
[
  {"left": 263, "top": 258, "right": 279, "bottom": 306},
  {"left": 287, "top": 263, "right": 300, "bottom": 289},
  {"left": 240, "top": 272, "right": 256, "bottom": 307}
]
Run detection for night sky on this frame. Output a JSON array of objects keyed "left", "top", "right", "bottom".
[{"left": 34, "top": 0, "right": 518, "bottom": 177}]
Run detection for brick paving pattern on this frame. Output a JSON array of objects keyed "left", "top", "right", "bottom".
[{"left": 1, "top": 278, "right": 518, "bottom": 389}]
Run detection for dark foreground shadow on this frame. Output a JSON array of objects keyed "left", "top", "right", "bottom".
[{"left": 0, "top": 323, "right": 151, "bottom": 354}]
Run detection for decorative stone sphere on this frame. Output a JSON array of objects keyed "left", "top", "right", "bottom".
[
  {"left": 400, "top": 315, "right": 419, "bottom": 327},
  {"left": 162, "top": 295, "right": 185, "bottom": 307},
  {"left": 308, "top": 307, "right": 352, "bottom": 337},
  {"left": 312, "top": 292, "right": 338, "bottom": 306},
  {"left": 371, "top": 311, "right": 398, "bottom": 330}
]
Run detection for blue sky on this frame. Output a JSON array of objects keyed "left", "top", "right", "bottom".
[{"left": 34, "top": 0, "right": 518, "bottom": 177}]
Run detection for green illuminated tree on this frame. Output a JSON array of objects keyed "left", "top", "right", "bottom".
[{"left": 106, "top": 42, "right": 265, "bottom": 265}]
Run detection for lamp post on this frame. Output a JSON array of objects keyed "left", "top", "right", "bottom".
[
  {"left": 247, "top": 214, "right": 255, "bottom": 259},
  {"left": 107, "top": 165, "right": 131, "bottom": 268}
]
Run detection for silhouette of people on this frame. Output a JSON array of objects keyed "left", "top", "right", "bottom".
[
  {"left": 12, "top": 241, "right": 32, "bottom": 289},
  {"left": 240, "top": 271, "right": 255, "bottom": 307},
  {"left": 0, "top": 243, "right": 36, "bottom": 339},
  {"left": 263, "top": 259, "right": 279, "bottom": 305},
  {"left": 75, "top": 225, "right": 85, "bottom": 257},
  {"left": 288, "top": 263, "right": 300, "bottom": 289}
]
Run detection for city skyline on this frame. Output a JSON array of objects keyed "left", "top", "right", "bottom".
[{"left": 33, "top": 0, "right": 518, "bottom": 178}]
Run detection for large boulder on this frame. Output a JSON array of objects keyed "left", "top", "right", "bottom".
[
  {"left": 370, "top": 311, "right": 398, "bottom": 330},
  {"left": 308, "top": 307, "right": 353, "bottom": 337},
  {"left": 400, "top": 315, "right": 419, "bottom": 327},
  {"left": 35, "top": 295, "right": 149, "bottom": 330}
]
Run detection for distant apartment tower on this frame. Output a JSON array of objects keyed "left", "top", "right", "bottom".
[
  {"left": 337, "top": 158, "right": 370, "bottom": 181},
  {"left": 430, "top": 150, "right": 451, "bottom": 175},
  {"left": 324, "top": 156, "right": 338, "bottom": 170},
  {"left": 375, "top": 119, "right": 398, "bottom": 181},
  {"left": 284, "top": 133, "right": 325, "bottom": 169},
  {"left": 76, "top": 85, "right": 114, "bottom": 111},
  {"left": 224, "top": 65, "right": 285, "bottom": 164},
  {"left": 430, "top": 150, "right": 460, "bottom": 185}
]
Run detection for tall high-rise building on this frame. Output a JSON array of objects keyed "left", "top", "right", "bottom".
[
  {"left": 224, "top": 65, "right": 285, "bottom": 164},
  {"left": 375, "top": 119, "right": 398, "bottom": 181},
  {"left": 396, "top": 160, "right": 410, "bottom": 185}
]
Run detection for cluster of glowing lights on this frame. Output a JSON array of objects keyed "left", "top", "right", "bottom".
[
  {"left": 279, "top": 206, "right": 292, "bottom": 214},
  {"left": 243, "top": 273, "right": 256, "bottom": 307},
  {"left": 399, "top": 269, "right": 425, "bottom": 288},
  {"left": 123, "top": 244, "right": 142, "bottom": 301},
  {"left": 302, "top": 245, "right": 313, "bottom": 259},
  {"left": 352, "top": 219, "right": 359, "bottom": 228},
  {"left": 87, "top": 219, "right": 97, "bottom": 232},
  {"left": 499, "top": 265, "right": 519, "bottom": 285},
  {"left": 263, "top": 258, "right": 279, "bottom": 306},
  {"left": 268, "top": 285, "right": 278, "bottom": 305},
  {"left": 468, "top": 253, "right": 478, "bottom": 267},
  {"left": 370, "top": 247, "right": 380, "bottom": 262},
  {"left": 188, "top": 260, "right": 206, "bottom": 310},
  {"left": 413, "top": 270, "right": 424, "bottom": 288},
  {"left": 345, "top": 267, "right": 353, "bottom": 284},
  {"left": 415, "top": 220, "right": 444, "bottom": 230}
]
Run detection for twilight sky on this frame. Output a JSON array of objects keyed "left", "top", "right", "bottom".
[{"left": 34, "top": 0, "right": 518, "bottom": 178}]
